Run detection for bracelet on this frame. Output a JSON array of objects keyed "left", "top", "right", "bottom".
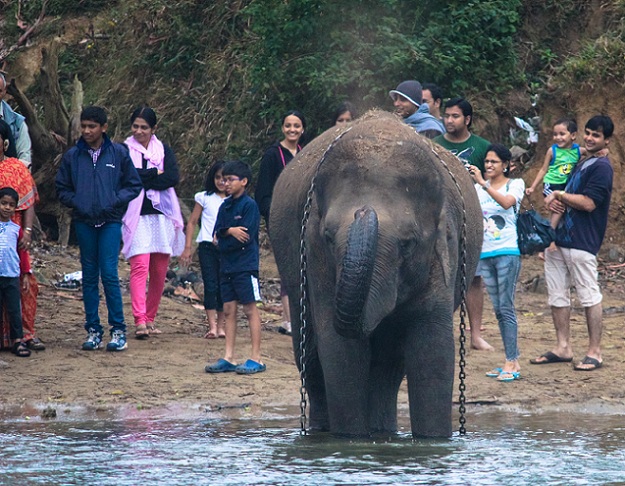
[
  {"left": 24, "top": 227, "right": 32, "bottom": 233},
  {"left": 556, "top": 190, "right": 566, "bottom": 201}
]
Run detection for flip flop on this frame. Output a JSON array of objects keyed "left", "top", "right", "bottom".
[
  {"left": 497, "top": 371, "right": 521, "bottom": 382},
  {"left": 235, "top": 359, "right": 266, "bottom": 375},
  {"left": 529, "top": 351, "right": 573, "bottom": 365},
  {"left": 204, "top": 330, "right": 217, "bottom": 339},
  {"left": 574, "top": 356, "right": 603, "bottom": 371},
  {"left": 147, "top": 325, "right": 162, "bottom": 335},
  {"left": 485, "top": 368, "right": 503, "bottom": 377},
  {"left": 135, "top": 324, "right": 150, "bottom": 340},
  {"left": 205, "top": 358, "right": 237, "bottom": 373}
]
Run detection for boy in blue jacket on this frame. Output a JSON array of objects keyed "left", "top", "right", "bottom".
[
  {"left": 205, "top": 160, "right": 265, "bottom": 374},
  {"left": 56, "top": 106, "right": 142, "bottom": 352}
]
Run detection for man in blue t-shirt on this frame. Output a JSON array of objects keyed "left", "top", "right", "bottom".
[{"left": 530, "top": 115, "right": 614, "bottom": 372}]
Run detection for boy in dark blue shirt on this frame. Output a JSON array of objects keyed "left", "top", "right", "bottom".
[
  {"left": 206, "top": 160, "right": 265, "bottom": 374},
  {"left": 56, "top": 106, "right": 142, "bottom": 352}
]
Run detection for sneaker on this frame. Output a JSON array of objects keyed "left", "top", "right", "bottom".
[
  {"left": 106, "top": 330, "right": 128, "bottom": 352},
  {"left": 82, "top": 329, "right": 103, "bottom": 350}
]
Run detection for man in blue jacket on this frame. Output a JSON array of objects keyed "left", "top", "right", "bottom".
[{"left": 56, "top": 106, "right": 142, "bottom": 352}]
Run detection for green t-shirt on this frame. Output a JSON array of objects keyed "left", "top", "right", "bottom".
[
  {"left": 433, "top": 133, "right": 491, "bottom": 172},
  {"left": 543, "top": 144, "right": 580, "bottom": 185}
]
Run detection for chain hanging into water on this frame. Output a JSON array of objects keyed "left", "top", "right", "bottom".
[
  {"left": 429, "top": 145, "right": 469, "bottom": 436},
  {"left": 298, "top": 127, "right": 353, "bottom": 435}
]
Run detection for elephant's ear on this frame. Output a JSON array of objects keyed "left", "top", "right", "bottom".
[{"left": 434, "top": 209, "right": 451, "bottom": 289}]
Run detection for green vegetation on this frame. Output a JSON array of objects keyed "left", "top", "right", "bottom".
[{"left": 3, "top": 0, "right": 624, "bottom": 196}]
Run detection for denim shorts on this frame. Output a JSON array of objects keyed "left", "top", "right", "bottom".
[
  {"left": 544, "top": 247, "right": 602, "bottom": 307},
  {"left": 220, "top": 271, "right": 261, "bottom": 305}
]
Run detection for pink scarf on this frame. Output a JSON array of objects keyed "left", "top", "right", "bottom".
[{"left": 121, "top": 134, "right": 184, "bottom": 257}]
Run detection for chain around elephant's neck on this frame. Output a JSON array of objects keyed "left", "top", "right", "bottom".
[
  {"left": 429, "top": 144, "right": 470, "bottom": 436},
  {"left": 298, "top": 126, "right": 353, "bottom": 435}
]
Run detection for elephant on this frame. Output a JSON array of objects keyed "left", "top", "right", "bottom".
[{"left": 269, "top": 111, "right": 482, "bottom": 438}]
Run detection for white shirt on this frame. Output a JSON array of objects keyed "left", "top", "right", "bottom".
[
  {"left": 476, "top": 178, "right": 525, "bottom": 259},
  {"left": 194, "top": 191, "right": 225, "bottom": 243}
]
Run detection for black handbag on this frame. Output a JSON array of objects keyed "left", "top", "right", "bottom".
[{"left": 515, "top": 203, "right": 555, "bottom": 255}]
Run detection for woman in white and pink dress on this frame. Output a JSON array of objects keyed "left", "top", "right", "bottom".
[{"left": 122, "top": 106, "right": 185, "bottom": 338}]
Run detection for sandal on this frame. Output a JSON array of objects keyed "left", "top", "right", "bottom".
[
  {"left": 135, "top": 324, "right": 150, "bottom": 340},
  {"left": 25, "top": 337, "right": 46, "bottom": 351},
  {"left": 204, "top": 330, "right": 217, "bottom": 339},
  {"left": 147, "top": 325, "right": 162, "bottom": 335},
  {"left": 12, "top": 342, "right": 31, "bottom": 357}
]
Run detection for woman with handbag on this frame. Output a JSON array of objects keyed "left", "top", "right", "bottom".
[{"left": 468, "top": 144, "right": 525, "bottom": 382}]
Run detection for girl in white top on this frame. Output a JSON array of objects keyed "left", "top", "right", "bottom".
[
  {"left": 469, "top": 144, "right": 525, "bottom": 383},
  {"left": 180, "top": 161, "right": 227, "bottom": 338}
]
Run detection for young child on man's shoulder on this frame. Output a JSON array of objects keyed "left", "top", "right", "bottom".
[
  {"left": 526, "top": 118, "right": 609, "bottom": 230},
  {"left": 205, "top": 160, "right": 265, "bottom": 375},
  {"left": 0, "top": 187, "right": 31, "bottom": 357}
]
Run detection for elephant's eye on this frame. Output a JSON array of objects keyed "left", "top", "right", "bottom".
[
  {"left": 399, "top": 238, "right": 416, "bottom": 254},
  {"left": 324, "top": 228, "right": 335, "bottom": 245}
]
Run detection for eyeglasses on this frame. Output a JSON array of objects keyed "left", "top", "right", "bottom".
[
  {"left": 484, "top": 159, "right": 503, "bottom": 165},
  {"left": 223, "top": 177, "right": 241, "bottom": 183}
]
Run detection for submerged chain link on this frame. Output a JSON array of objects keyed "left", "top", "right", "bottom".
[
  {"left": 298, "top": 127, "right": 353, "bottom": 435},
  {"left": 430, "top": 146, "right": 469, "bottom": 436}
]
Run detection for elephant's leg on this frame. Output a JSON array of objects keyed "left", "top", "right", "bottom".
[
  {"left": 367, "top": 326, "right": 405, "bottom": 433},
  {"left": 404, "top": 302, "right": 455, "bottom": 438},
  {"left": 291, "top": 304, "right": 329, "bottom": 432},
  {"left": 316, "top": 326, "right": 371, "bottom": 437}
]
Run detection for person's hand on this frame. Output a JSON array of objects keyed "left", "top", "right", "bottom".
[
  {"left": 525, "top": 187, "right": 534, "bottom": 196},
  {"left": 19, "top": 230, "right": 32, "bottom": 250},
  {"left": 546, "top": 193, "right": 565, "bottom": 214},
  {"left": 228, "top": 226, "right": 250, "bottom": 243},
  {"left": 22, "top": 274, "right": 30, "bottom": 292},
  {"left": 180, "top": 247, "right": 193, "bottom": 266},
  {"left": 468, "top": 165, "right": 486, "bottom": 186}
]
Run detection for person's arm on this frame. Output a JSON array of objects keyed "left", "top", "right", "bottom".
[
  {"left": 55, "top": 153, "right": 77, "bottom": 209},
  {"left": 526, "top": 149, "right": 552, "bottom": 195},
  {"left": 469, "top": 166, "right": 518, "bottom": 209},
  {"left": 16, "top": 122, "right": 32, "bottom": 166},
  {"left": 216, "top": 198, "right": 258, "bottom": 252},
  {"left": 180, "top": 202, "right": 203, "bottom": 266},
  {"left": 143, "top": 145, "right": 180, "bottom": 191},
  {"left": 548, "top": 190, "right": 596, "bottom": 213},
  {"left": 115, "top": 146, "right": 144, "bottom": 207},
  {"left": 18, "top": 205, "right": 35, "bottom": 249},
  {"left": 254, "top": 148, "right": 279, "bottom": 222}
]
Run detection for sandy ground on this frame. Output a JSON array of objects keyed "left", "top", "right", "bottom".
[{"left": 1, "top": 239, "right": 624, "bottom": 422}]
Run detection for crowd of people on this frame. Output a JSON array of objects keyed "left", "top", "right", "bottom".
[{"left": 0, "top": 73, "right": 616, "bottom": 381}]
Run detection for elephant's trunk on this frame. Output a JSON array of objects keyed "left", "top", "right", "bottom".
[{"left": 334, "top": 206, "right": 378, "bottom": 338}]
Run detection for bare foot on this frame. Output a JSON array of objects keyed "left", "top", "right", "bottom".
[{"left": 471, "top": 337, "right": 494, "bottom": 351}]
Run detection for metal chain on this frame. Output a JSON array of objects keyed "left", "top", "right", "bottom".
[
  {"left": 429, "top": 146, "right": 469, "bottom": 435},
  {"left": 298, "top": 127, "right": 353, "bottom": 435}
]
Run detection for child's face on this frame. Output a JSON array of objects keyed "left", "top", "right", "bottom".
[
  {"left": 0, "top": 195, "right": 17, "bottom": 222},
  {"left": 80, "top": 120, "right": 107, "bottom": 148},
  {"left": 214, "top": 169, "right": 226, "bottom": 194},
  {"left": 552, "top": 123, "right": 576, "bottom": 148},
  {"left": 224, "top": 175, "right": 247, "bottom": 197},
  {"left": 583, "top": 127, "right": 608, "bottom": 153}
]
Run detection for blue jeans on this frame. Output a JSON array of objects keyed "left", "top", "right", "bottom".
[
  {"left": 198, "top": 242, "right": 222, "bottom": 311},
  {"left": 74, "top": 221, "right": 126, "bottom": 334},
  {"left": 478, "top": 255, "right": 521, "bottom": 361}
]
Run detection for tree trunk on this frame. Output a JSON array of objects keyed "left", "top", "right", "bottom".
[{"left": 40, "top": 39, "right": 70, "bottom": 137}]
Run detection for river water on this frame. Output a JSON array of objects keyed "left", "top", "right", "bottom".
[{"left": 1, "top": 406, "right": 624, "bottom": 485}]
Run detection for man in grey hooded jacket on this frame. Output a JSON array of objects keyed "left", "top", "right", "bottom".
[{"left": 389, "top": 80, "right": 445, "bottom": 139}]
